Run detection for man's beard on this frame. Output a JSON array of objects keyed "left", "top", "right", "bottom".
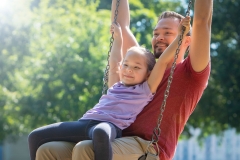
[
  {"left": 154, "top": 49, "right": 163, "bottom": 59},
  {"left": 153, "top": 42, "right": 169, "bottom": 59}
]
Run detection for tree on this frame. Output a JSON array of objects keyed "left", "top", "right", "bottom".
[
  {"left": 0, "top": 0, "right": 111, "bottom": 141},
  {"left": 0, "top": 0, "right": 32, "bottom": 140},
  {"left": 1, "top": 0, "right": 240, "bottom": 141}
]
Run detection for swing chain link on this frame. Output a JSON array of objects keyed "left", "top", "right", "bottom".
[
  {"left": 186, "top": 0, "right": 192, "bottom": 17},
  {"left": 102, "top": 0, "right": 121, "bottom": 95},
  {"left": 148, "top": 0, "right": 192, "bottom": 156}
]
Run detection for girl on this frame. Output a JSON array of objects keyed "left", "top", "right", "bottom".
[{"left": 28, "top": 17, "right": 191, "bottom": 160}]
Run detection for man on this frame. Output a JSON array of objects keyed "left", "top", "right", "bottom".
[{"left": 36, "top": 0, "right": 213, "bottom": 159}]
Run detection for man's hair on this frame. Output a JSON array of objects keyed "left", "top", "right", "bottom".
[
  {"left": 127, "top": 46, "right": 156, "bottom": 72},
  {"left": 158, "top": 11, "right": 191, "bottom": 36}
]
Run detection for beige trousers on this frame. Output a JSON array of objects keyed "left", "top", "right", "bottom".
[{"left": 36, "top": 136, "right": 156, "bottom": 160}]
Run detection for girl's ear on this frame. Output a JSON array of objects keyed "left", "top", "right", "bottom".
[{"left": 146, "top": 71, "right": 151, "bottom": 80}]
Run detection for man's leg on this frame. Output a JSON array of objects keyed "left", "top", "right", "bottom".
[
  {"left": 72, "top": 140, "right": 94, "bottom": 160},
  {"left": 72, "top": 136, "right": 156, "bottom": 160},
  {"left": 36, "top": 141, "right": 75, "bottom": 160}
]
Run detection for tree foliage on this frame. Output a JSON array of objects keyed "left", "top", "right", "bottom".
[
  {"left": 0, "top": 0, "right": 240, "bottom": 142},
  {"left": 187, "top": 0, "right": 240, "bottom": 137},
  {"left": 0, "top": 0, "right": 111, "bottom": 140},
  {"left": 0, "top": 0, "right": 32, "bottom": 140}
]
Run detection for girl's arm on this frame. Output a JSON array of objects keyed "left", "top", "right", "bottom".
[
  {"left": 111, "top": 0, "right": 139, "bottom": 56},
  {"left": 108, "top": 22, "right": 123, "bottom": 88},
  {"left": 147, "top": 17, "right": 191, "bottom": 93}
]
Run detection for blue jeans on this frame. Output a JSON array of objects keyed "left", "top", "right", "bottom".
[{"left": 28, "top": 120, "right": 122, "bottom": 160}]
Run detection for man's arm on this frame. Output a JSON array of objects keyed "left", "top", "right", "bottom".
[
  {"left": 111, "top": 0, "right": 139, "bottom": 56},
  {"left": 189, "top": 0, "right": 213, "bottom": 72}
]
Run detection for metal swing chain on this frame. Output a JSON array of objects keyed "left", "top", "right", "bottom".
[
  {"left": 147, "top": 0, "right": 192, "bottom": 156},
  {"left": 102, "top": 0, "right": 121, "bottom": 95},
  {"left": 102, "top": 0, "right": 192, "bottom": 157}
]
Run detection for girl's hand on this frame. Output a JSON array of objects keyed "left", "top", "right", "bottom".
[
  {"left": 110, "top": 22, "right": 122, "bottom": 39},
  {"left": 179, "top": 16, "right": 191, "bottom": 36}
]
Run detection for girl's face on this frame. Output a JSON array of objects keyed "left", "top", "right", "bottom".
[{"left": 119, "top": 50, "right": 149, "bottom": 86}]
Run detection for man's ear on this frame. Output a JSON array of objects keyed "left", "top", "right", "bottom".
[{"left": 184, "top": 36, "right": 191, "bottom": 47}]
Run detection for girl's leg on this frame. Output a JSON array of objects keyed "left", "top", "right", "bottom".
[
  {"left": 89, "top": 122, "right": 122, "bottom": 160},
  {"left": 28, "top": 120, "right": 97, "bottom": 160}
]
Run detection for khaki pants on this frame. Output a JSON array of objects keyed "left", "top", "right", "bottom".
[{"left": 36, "top": 136, "right": 156, "bottom": 160}]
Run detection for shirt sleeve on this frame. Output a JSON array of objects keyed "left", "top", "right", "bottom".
[
  {"left": 184, "top": 56, "right": 211, "bottom": 88},
  {"left": 139, "top": 81, "right": 155, "bottom": 98}
]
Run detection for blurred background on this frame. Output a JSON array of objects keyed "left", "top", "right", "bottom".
[{"left": 0, "top": 0, "right": 239, "bottom": 159}]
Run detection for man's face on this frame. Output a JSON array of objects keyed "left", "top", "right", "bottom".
[{"left": 152, "top": 17, "right": 180, "bottom": 58}]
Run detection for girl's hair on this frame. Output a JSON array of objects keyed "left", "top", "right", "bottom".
[{"left": 127, "top": 46, "right": 156, "bottom": 71}]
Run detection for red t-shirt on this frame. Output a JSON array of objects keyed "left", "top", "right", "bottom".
[{"left": 123, "top": 56, "right": 210, "bottom": 160}]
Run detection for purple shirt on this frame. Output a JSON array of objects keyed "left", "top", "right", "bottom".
[{"left": 81, "top": 81, "right": 154, "bottom": 129}]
